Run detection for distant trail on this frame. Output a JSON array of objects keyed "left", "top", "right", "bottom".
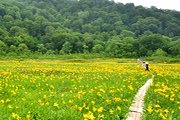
[{"left": 126, "top": 75, "right": 154, "bottom": 120}]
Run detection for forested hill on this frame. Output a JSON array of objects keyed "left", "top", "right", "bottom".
[{"left": 0, "top": 0, "right": 180, "bottom": 58}]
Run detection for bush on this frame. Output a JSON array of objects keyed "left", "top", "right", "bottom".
[{"left": 167, "top": 58, "right": 180, "bottom": 63}]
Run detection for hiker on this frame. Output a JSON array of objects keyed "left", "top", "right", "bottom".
[
  {"left": 137, "top": 59, "right": 140, "bottom": 64},
  {"left": 137, "top": 59, "right": 140, "bottom": 67},
  {"left": 142, "top": 61, "right": 146, "bottom": 70},
  {"left": 145, "top": 62, "right": 149, "bottom": 71}
]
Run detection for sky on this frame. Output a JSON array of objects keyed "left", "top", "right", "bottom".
[{"left": 114, "top": 0, "right": 180, "bottom": 11}]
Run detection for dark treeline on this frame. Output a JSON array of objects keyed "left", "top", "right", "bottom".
[{"left": 0, "top": 0, "right": 180, "bottom": 58}]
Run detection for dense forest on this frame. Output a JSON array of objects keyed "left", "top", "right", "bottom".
[{"left": 0, "top": 0, "right": 180, "bottom": 58}]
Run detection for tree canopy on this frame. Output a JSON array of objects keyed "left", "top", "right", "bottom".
[{"left": 0, "top": 0, "right": 180, "bottom": 58}]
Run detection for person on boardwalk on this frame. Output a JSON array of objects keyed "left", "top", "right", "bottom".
[
  {"left": 137, "top": 59, "right": 140, "bottom": 64},
  {"left": 137, "top": 59, "right": 140, "bottom": 67},
  {"left": 142, "top": 61, "right": 146, "bottom": 70},
  {"left": 145, "top": 62, "right": 149, "bottom": 71}
]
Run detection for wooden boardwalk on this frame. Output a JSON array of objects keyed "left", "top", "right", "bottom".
[{"left": 126, "top": 75, "right": 154, "bottom": 120}]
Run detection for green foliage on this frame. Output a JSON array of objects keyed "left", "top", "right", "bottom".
[
  {"left": 139, "top": 34, "right": 169, "bottom": 56},
  {"left": 0, "top": 40, "right": 7, "bottom": 55},
  {"left": 61, "top": 41, "right": 72, "bottom": 54},
  {"left": 152, "top": 48, "right": 167, "bottom": 57},
  {"left": 92, "top": 44, "right": 104, "bottom": 53},
  {"left": 0, "top": 0, "right": 180, "bottom": 59},
  {"left": 37, "top": 44, "right": 47, "bottom": 54}
]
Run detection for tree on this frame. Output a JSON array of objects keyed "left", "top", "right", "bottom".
[
  {"left": 83, "top": 33, "right": 94, "bottom": 51},
  {"left": 78, "top": 11, "right": 89, "bottom": 20},
  {"left": 82, "top": 24, "right": 92, "bottom": 33},
  {"left": 0, "top": 28, "right": 9, "bottom": 40},
  {"left": 23, "top": 18, "right": 34, "bottom": 36},
  {"left": 32, "top": 16, "right": 48, "bottom": 37},
  {"left": 120, "top": 30, "right": 135, "bottom": 39},
  {"left": 55, "top": 14, "right": 63, "bottom": 22},
  {"left": 3, "top": 36, "right": 13, "bottom": 46},
  {"left": 113, "top": 20, "right": 123, "bottom": 34},
  {"left": 101, "top": 23, "right": 111, "bottom": 32},
  {"left": 9, "top": 45, "right": 17, "bottom": 53},
  {"left": 169, "top": 39, "right": 180, "bottom": 56},
  {"left": 0, "top": 8, "right": 6, "bottom": 16},
  {"left": 0, "top": 40, "right": 7, "bottom": 55},
  {"left": 139, "top": 34, "right": 169, "bottom": 56},
  {"left": 92, "top": 44, "right": 104, "bottom": 53},
  {"left": 152, "top": 48, "right": 167, "bottom": 57},
  {"left": 19, "top": 34, "right": 35, "bottom": 50},
  {"left": 60, "top": 41, "right": 72, "bottom": 54},
  {"left": 164, "top": 22, "right": 180, "bottom": 37},
  {"left": 37, "top": 44, "right": 47, "bottom": 54},
  {"left": 51, "top": 33, "right": 71, "bottom": 50},
  {"left": 9, "top": 26, "right": 27, "bottom": 37},
  {"left": 3, "top": 15, "right": 14, "bottom": 22},
  {"left": 99, "top": 32, "right": 110, "bottom": 41},
  {"left": 72, "top": 19, "right": 83, "bottom": 31},
  {"left": 40, "top": 25, "right": 56, "bottom": 44},
  {"left": 105, "top": 39, "right": 121, "bottom": 55},
  {"left": 131, "top": 17, "right": 161, "bottom": 36},
  {"left": 17, "top": 43, "right": 30, "bottom": 55}
]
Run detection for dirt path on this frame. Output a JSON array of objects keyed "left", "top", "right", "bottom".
[{"left": 126, "top": 75, "right": 154, "bottom": 120}]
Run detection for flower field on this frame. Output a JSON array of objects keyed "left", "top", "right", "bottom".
[
  {"left": 0, "top": 60, "right": 179, "bottom": 120},
  {"left": 143, "top": 63, "right": 180, "bottom": 120}
]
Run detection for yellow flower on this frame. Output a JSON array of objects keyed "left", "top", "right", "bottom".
[
  {"left": 0, "top": 100, "right": 4, "bottom": 103},
  {"left": 12, "top": 113, "right": 17, "bottom": 118},
  {"left": 83, "top": 113, "right": 89, "bottom": 119},
  {"left": 97, "top": 107, "right": 103, "bottom": 113},
  {"left": 89, "top": 113, "right": 95, "bottom": 120},
  {"left": 164, "top": 109, "right": 169, "bottom": 113},
  {"left": 170, "top": 97, "right": 174, "bottom": 101},
  {"left": 17, "top": 116, "right": 21, "bottom": 120},
  {"left": 85, "top": 107, "right": 89, "bottom": 110},
  {"left": 43, "top": 95, "right": 46, "bottom": 99},
  {"left": 22, "top": 98, "right": 26, "bottom": 101},
  {"left": 83, "top": 102, "right": 86, "bottom": 107},
  {"left": 93, "top": 107, "right": 97, "bottom": 112},
  {"left": 5, "top": 99, "right": 11, "bottom": 103},
  {"left": 147, "top": 106, "right": 153, "bottom": 114},
  {"left": 98, "top": 114, "right": 104, "bottom": 118},
  {"left": 78, "top": 107, "right": 83, "bottom": 111},
  {"left": 40, "top": 103, "right": 44, "bottom": 106},
  {"left": 26, "top": 115, "right": 30, "bottom": 120},
  {"left": 128, "top": 85, "right": 134, "bottom": 90},
  {"left": 109, "top": 109, "right": 114, "bottom": 114},
  {"left": 165, "top": 95, "right": 169, "bottom": 98},
  {"left": 69, "top": 100, "right": 73, "bottom": 103},
  {"left": 8, "top": 105, "right": 12, "bottom": 108},
  {"left": 53, "top": 103, "right": 59, "bottom": 107},
  {"left": 38, "top": 99, "right": 41, "bottom": 103},
  {"left": 45, "top": 102, "right": 49, "bottom": 105},
  {"left": 91, "top": 101, "right": 95, "bottom": 105},
  {"left": 106, "top": 100, "right": 111, "bottom": 104},
  {"left": 155, "top": 110, "right": 158, "bottom": 112},
  {"left": 154, "top": 104, "right": 161, "bottom": 108},
  {"left": 116, "top": 106, "right": 121, "bottom": 111}
]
